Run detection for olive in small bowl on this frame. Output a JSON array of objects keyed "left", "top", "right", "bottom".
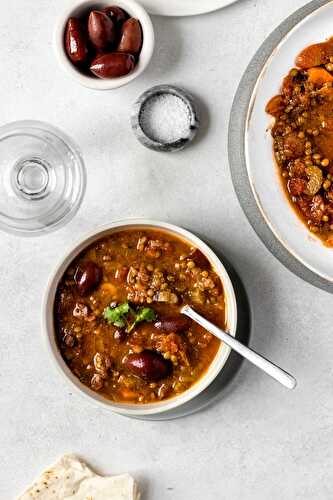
[{"left": 54, "top": 0, "right": 154, "bottom": 90}]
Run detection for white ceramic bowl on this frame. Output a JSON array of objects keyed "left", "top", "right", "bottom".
[
  {"left": 43, "top": 219, "right": 237, "bottom": 417},
  {"left": 54, "top": 0, "right": 154, "bottom": 90}
]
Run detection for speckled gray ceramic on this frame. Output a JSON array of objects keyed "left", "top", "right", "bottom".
[
  {"left": 228, "top": 0, "right": 333, "bottom": 294},
  {"left": 131, "top": 84, "right": 199, "bottom": 152}
]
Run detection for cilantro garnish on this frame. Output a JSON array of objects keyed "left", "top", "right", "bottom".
[
  {"left": 103, "top": 302, "right": 130, "bottom": 328},
  {"left": 127, "top": 306, "right": 157, "bottom": 333},
  {"left": 103, "top": 302, "right": 156, "bottom": 333}
]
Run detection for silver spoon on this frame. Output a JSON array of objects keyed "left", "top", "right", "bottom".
[{"left": 181, "top": 305, "right": 297, "bottom": 390}]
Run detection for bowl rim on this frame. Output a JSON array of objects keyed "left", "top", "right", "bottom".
[
  {"left": 42, "top": 218, "right": 237, "bottom": 416},
  {"left": 53, "top": 0, "right": 155, "bottom": 90}
]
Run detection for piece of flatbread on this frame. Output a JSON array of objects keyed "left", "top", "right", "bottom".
[{"left": 17, "top": 455, "right": 141, "bottom": 500}]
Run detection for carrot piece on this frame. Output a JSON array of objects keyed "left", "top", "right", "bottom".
[
  {"left": 307, "top": 67, "right": 333, "bottom": 86},
  {"left": 296, "top": 38, "right": 333, "bottom": 69},
  {"left": 265, "top": 95, "right": 284, "bottom": 116},
  {"left": 119, "top": 388, "right": 138, "bottom": 400},
  {"left": 325, "top": 235, "right": 333, "bottom": 247}
]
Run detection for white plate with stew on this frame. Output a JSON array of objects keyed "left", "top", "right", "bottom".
[{"left": 229, "top": 0, "right": 333, "bottom": 289}]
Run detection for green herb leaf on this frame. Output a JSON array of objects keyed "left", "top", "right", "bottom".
[
  {"left": 136, "top": 307, "right": 156, "bottom": 323},
  {"left": 103, "top": 302, "right": 156, "bottom": 333},
  {"left": 103, "top": 302, "right": 130, "bottom": 328},
  {"left": 126, "top": 307, "right": 156, "bottom": 333}
]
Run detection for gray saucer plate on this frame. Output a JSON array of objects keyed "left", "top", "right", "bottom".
[{"left": 228, "top": 0, "right": 333, "bottom": 294}]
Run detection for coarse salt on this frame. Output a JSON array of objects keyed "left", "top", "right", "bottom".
[{"left": 139, "top": 93, "right": 191, "bottom": 144}]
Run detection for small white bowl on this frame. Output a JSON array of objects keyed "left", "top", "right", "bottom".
[
  {"left": 54, "top": 0, "right": 154, "bottom": 90},
  {"left": 43, "top": 219, "right": 237, "bottom": 417}
]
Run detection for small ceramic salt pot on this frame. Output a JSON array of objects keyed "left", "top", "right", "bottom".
[{"left": 131, "top": 84, "right": 199, "bottom": 152}]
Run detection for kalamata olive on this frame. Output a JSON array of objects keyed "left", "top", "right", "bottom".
[
  {"left": 102, "top": 6, "right": 128, "bottom": 25},
  {"left": 189, "top": 248, "right": 210, "bottom": 269},
  {"left": 74, "top": 261, "right": 102, "bottom": 296},
  {"left": 117, "top": 18, "right": 142, "bottom": 55},
  {"left": 65, "top": 17, "right": 88, "bottom": 63},
  {"left": 88, "top": 10, "right": 116, "bottom": 50},
  {"left": 124, "top": 350, "right": 172, "bottom": 381},
  {"left": 154, "top": 315, "right": 192, "bottom": 333},
  {"left": 90, "top": 52, "right": 135, "bottom": 78},
  {"left": 114, "top": 329, "right": 127, "bottom": 343}
]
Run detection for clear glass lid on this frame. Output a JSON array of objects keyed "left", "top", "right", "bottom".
[{"left": 0, "top": 120, "right": 86, "bottom": 236}]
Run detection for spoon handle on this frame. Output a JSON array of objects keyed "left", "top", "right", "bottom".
[{"left": 181, "top": 305, "right": 297, "bottom": 390}]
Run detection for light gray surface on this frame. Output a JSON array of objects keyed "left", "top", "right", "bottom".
[{"left": 1, "top": 1, "right": 332, "bottom": 499}]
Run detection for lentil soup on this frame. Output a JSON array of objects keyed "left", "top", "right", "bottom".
[
  {"left": 266, "top": 36, "right": 333, "bottom": 246},
  {"left": 54, "top": 229, "right": 225, "bottom": 404}
]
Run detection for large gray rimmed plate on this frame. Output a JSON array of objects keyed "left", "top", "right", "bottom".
[{"left": 228, "top": 0, "right": 333, "bottom": 293}]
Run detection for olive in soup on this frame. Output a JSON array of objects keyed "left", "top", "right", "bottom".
[{"left": 54, "top": 229, "right": 225, "bottom": 404}]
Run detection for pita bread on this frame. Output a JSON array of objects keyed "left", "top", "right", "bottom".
[{"left": 17, "top": 455, "right": 140, "bottom": 500}]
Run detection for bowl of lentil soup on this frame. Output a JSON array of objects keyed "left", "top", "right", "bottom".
[{"left": 43, "top": 219, "right": 237, "bottom": 417}]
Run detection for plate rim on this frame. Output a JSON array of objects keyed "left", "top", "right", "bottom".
[
  {"left": 228, "top": 0, "right": 333, "bottom": 294},
  {"left": 141, "top": 0, "right": 238, "bottom": 17}
]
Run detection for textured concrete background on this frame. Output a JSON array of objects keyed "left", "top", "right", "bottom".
[{"left": 1, "top": 0, "right": 332, "bottom": 499}]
